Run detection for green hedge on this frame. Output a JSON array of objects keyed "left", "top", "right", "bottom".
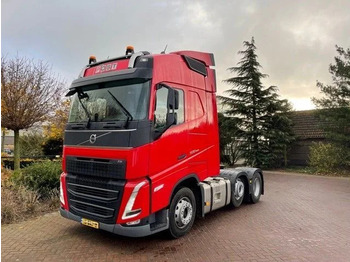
[
  {"left": 2, "top": 159, "right": 40, "bottom": 170},
  {"left": 11, "top": 160, "right": 62, "bottom": 198},
  {"left": 2, "top": 157, "right": 60, "bottom": 170},
  {"left": 309, "top": 142, "right": 348, "bottom": 173}
]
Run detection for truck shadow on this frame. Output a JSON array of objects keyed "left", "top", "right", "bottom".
[
  {"left": 64, "top": 224, "right": 184, "bottom": 256},
  {"left": 62, "top": 201, "right": 264, "bottom": 256}
]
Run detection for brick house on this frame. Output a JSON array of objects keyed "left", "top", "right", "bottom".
[{"left": 288, "top": 110, "right": 327, "bottom": 166}]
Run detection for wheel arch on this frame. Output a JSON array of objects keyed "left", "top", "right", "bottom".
[
  {"left": 219, "top": 169, "right": 250, "bottom": 202},
  {"left": 235, "top": 167, "right": 264, "bottom": 195},
  {"left": 168, "top": 174, "right": 202, "bottom": 218}
]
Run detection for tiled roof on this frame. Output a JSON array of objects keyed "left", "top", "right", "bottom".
[{"left": 291, "top": 110, "right": 327, "bottom": 139}]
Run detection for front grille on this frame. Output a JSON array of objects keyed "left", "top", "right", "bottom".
[
  {"left": 68, "top": 182, "right": 119, "bottom": 201},
  {"left": 70, "top": 199, "right": 114, "bottom": 219},
  {"left": 66, "top": 173, "right": 125, "bottom": 224},
  {"left": 66, "top": 157, "right": 126, "bottom": 179}
]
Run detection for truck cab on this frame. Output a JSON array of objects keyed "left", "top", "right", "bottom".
[{"left": 60, "top": 47, "right": 263, "bottom": 238}]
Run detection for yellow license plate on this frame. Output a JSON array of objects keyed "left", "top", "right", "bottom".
[{"left": 81, "top": 218, "right": 99, "bottom": 229}]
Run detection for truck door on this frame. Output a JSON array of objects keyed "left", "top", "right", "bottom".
[{"left": 149, "top": 84, "right": 188, "bottom": 212}]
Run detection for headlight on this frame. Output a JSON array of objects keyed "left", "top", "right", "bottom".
[
  {"left": 60, "top": 180, "right": 65, "bottom": 205},
  {"left": 122, "top": 181, "right": 145, "bottom": 220}
]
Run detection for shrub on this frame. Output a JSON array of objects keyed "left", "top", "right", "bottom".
[
  {"left": 1, "top": 180, "right": 40, "bottom": 224},
  {"left": 11, "top": 160, "right": 62, "bottom": 198},
  {"left": 2, "top": 158, "right": 44, "bottom": 170},
  {"left": 1, "top": 166, "right": 13, "bottom": 181},
  {"left": 1, "top": 179, "right": 59, "bottom": 224},
  {"left": 19, "top": 132, "right": 45, "bottom": 157},
  {"left": 2, "top": 152, "right": 10, "bottom": 157},
  {"left": 309, "top": 142, "right": 348, "bottom": 174},
  {"left": 42, "top": 137, "right": 63, "bottom": 156}
]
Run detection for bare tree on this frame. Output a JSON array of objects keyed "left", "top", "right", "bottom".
[{"left": 1, "top": 56, "right": 65, "bottom": 170}]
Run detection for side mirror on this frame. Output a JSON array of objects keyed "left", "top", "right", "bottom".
[
  {"left": 166, "top": 112, "right": 177, "bottom": 127},
  {"left": 167, "top": 88, "right": 179, "bottom": 110},
  {"left": 175, "top": 90, "right": 179, "bottom": 110},
  {"left": 166, "top": 87, "right": 178, "bottom": 127}
]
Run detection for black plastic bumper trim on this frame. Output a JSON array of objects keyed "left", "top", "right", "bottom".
[{"left": 60, "top": 208, "right": 169, "bottom": 237}]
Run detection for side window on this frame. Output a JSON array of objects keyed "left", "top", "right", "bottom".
[
  {"left": 154, "top": 86, "right": 168, "bottom": 130},
  {"left": 175, "top": 89, "right": 184, "bottom": 124}
]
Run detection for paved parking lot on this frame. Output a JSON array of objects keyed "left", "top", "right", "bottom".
[{"left": 2, "top": 171, "right": 350, "bottom": 262}]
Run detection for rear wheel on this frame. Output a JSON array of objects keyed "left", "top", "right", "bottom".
[
  {"left": 168, "top": 187, "right": 196, "bottom": 238},
  {"left": 250, "top": 172, "right": 262, "bottom": 203},
  {"left": 232, "top": 177, "right": 245, "bottom": 208}
]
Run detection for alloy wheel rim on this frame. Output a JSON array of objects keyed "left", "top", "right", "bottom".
[
  {"left": 253, "top": 177, "right": 261, "bottom": 197},
  {"left": 174, "top": 197, "right": 193, "bottom": 229},
  {"left": 235, "top": 179, "right": 245, "bottom": 200}
]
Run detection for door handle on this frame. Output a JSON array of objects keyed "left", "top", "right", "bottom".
[{"left": 177, "top": 154, "right": 187, "bottom": 160}]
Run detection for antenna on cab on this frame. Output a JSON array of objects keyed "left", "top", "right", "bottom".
[{"left": 161, "top": 44, "right": 168, "bottom": 54}]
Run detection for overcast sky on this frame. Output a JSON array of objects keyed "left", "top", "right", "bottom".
[{"left": 2, "top": 0, "right": 350, "bottom": 110}]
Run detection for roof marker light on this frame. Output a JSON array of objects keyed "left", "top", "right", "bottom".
[
  {"left": 126, "top": 45, "right": 135, "bottom": 56},
  {"left": 89, "top": 55, "right": 96, "bottom": 64}
]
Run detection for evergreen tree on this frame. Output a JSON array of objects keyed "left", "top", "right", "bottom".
[
  {"left": 219, "top": 38, "right": 293, "bottom": 168},
  {"left": 218, "top": 113, "right": 242, "bottom": 166},
  {"left": 312, "top": 45, "right": 350, "bottom": 164}
]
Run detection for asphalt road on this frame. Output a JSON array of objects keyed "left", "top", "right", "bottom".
[{"left": 2, "top": 171, "right": 350, "bottom": 262}]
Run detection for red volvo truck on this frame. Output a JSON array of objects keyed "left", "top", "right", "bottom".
[{"left": 60, "top": 47, "right": 264, "bottom": 238}]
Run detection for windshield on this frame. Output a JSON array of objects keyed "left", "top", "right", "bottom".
[{"left": 68, "top": 80, "right": 150, "bottom": 123}]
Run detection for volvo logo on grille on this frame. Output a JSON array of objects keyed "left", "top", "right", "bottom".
[
  {"left": 77, "top": 132, "right": 112, "bottom": 146},
  {"left": 89, "top": 134, "right": 97, "bottom": 144}
]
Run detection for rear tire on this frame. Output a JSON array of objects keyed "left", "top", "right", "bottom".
[
  {"left": 168, "top": 187, "right": 196, "bottom": 239},
  {"left": 232, "top": 177, "right": 245, "bottom": 208},
  {"left": 250, "top": 172, "right": 262, "bottom": 203}
]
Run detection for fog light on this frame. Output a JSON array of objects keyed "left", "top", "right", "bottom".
[{"left": 126, "top": 219, "right": 140, "bottom": 226}]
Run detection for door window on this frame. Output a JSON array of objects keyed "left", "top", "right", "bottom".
[
  {"left": 154, "top": 86, "right": 168, "bottom": 131},
  {"left": 154, "top": 85, "right": 185, "bottom": 133}
]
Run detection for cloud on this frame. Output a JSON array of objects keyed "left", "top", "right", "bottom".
[{"left": 2, "top": 0, "right": 350, "bottom": 110}]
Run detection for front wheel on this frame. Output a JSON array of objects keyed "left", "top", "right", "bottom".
[{"left": 168, "top": 187, "right": 196, "bottom": 238}]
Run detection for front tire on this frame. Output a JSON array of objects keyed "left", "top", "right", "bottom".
[{"left": 168, "top": 187, "right": 196, "bottom": 238}]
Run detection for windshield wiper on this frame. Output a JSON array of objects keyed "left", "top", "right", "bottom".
[
  {"left": 107, "top": 90, "right": 133, "bottom": 127},
  {"left": 77, "top": 91, "right": 92, "bottom": 128}
]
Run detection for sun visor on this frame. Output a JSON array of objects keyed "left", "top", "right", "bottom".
[{"left": 66, "top": 68, "right": 152, "bottom": 96}]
